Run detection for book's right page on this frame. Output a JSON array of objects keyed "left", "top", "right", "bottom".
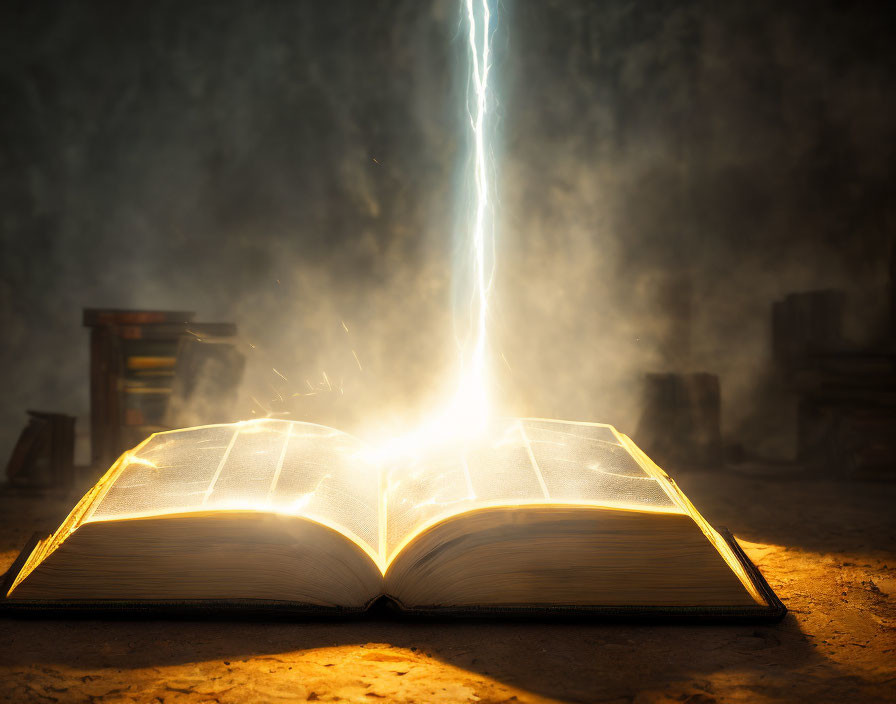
[
  {"left": 382, "top": 418, "right": 682, "bottom": 564},
  {"left": 383, "top": 417, "right": 769, "bottom": 610}
]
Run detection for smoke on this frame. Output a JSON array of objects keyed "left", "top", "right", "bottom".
[
  {"left": 1, "top": 1, "right": 894, "bottom": 465},
  {"left": 492, "top": 1, "right": 896, "bottom": 450}
]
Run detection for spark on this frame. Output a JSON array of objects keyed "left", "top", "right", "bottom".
[
  {"left": 500, "top": 352, "right": 512, "bottom": 372},
  {"left": 272, "top": 367, "right": 288, "bottom": 382},
  {"left": 267, "top": 383, "right": 284, "bottom": 403},
  {"left": 322, "top": 371, "right": 332, "bottom": 392},
  {"left": 249, "top": 395, "right": 270, "bottom": 415},
  {"left": 341, "top": 320, "right": 350, "bottom": 333},
  {"left": 352, "top": 349, "right": 363, "bottom": 372}
]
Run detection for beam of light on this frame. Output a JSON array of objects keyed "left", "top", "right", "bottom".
[
  {"left": 456, "top": 0, "right": 495, "bottom": 429},
  {"left": 362, "top": 0, "right": 497, "bottom": 464}
]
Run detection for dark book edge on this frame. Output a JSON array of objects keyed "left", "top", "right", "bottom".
[
  {"left": 0, "top": 532, "right": 41, "bottom": 599},
  {"left": 0, "top": 528, "right": 786, "bottom": 623},
  {"left": 722, "top": 527, "right": 787, "bottom": 620}
]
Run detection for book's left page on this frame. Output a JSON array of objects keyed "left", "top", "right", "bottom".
[
  {"left": 5, "top": 419, "right": 384, "bottom": 606},
  {"left": 86, "top": 419, "right": 382, "bottom": 562}
]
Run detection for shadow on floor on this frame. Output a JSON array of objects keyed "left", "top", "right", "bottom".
[{"left": 0, "top": 610, "right": 835, "bottom": 702}]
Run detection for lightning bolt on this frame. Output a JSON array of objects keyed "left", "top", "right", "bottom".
[
  {"left": 363, "top": 0, "right": 498, "bottom": 462},
  {"left": 456, "top": 0, "right": 495, "bottom": 427}
]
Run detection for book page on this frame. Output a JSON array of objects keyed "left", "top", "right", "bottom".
[
  {"left": 82, "top": 417, "right": 680, "bottom": 570},
  {"left": 383, "top": 418, "right": 679, "bottom": 560},
  {"left": 517, "top": 419, "right": 678, "bottom": 508},
  {"left": 86, "top": 419, "right": 381, "bottom": 559}
]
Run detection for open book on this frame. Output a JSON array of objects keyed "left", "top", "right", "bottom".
[{"left": 2, "top": 418, "right": 783, "bottom": 619}]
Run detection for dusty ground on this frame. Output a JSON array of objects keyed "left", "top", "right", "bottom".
[{"left": 1, "top": 468, "right": 894, "bottom": 703}]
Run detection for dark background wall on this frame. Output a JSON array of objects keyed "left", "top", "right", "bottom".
[{"left": 1, "top": 0, "right": 894, "bottom": 462}]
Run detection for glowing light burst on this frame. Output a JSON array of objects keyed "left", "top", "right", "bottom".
[{"left": 364, "top": 0, "right": 498, "bottom": 463}]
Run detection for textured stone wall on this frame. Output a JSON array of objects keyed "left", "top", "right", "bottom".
[{"left": 1, "top": 1, "right": 894, "bottom": 461}]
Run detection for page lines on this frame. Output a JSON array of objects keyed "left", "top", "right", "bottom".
[
  {"left": 266, "top": 426, "right": 293, "bottom": 501},
  {"left": 518, "top": 420, "right": 550, "bottom": 499},
  {"left": 201, "top": 427, "right": 240, "bottom": 505}
]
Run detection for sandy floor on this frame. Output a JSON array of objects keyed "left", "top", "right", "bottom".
[{"left": 1, "top": 468, "right": 894, "bottom": 703}]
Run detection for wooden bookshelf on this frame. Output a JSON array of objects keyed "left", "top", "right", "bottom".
[{"left": 84, "top": 309, "right": 243, "bottom": 470}]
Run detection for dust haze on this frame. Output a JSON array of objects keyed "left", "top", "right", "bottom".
[{"left": 1, "top": 1, "right": 894, "bottom": 463}]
